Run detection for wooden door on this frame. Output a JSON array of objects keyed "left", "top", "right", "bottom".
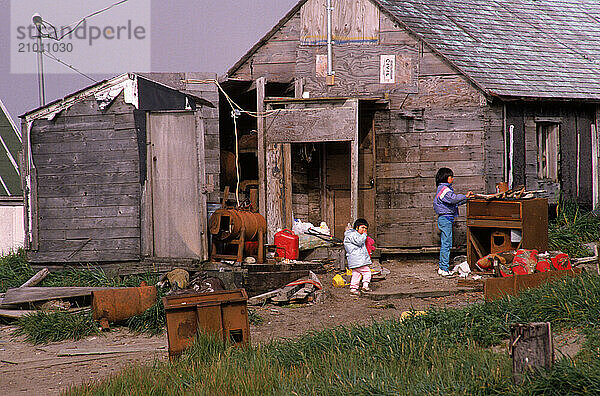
[
  {"left": 147, "top": 112, "right": 205, "bottom": 258},
  {"left": 326, "top": 142, "right": 351, "bottom": 239}
]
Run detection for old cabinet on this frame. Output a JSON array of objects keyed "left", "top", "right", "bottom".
[{"left": 466, "top": 198, "right": 548, "bottom": 267}]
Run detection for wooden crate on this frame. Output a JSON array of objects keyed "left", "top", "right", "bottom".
[
  {"left": 484, "top": 269, "right": 581, "bottom": 302},
  {"left": 163, "top": 289, "right": 250, "bottom": 358}
]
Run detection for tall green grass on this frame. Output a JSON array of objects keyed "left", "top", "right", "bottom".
[
  {"left": 67, "top": 273, "right": 600, "bottom": 396},
  {"left": 13, "top": 311, "right": 99, "bottom": 344},
  {"left": 0, "top": 251, "right": 164, "bottom": 342},
  {"left": 0, "top": 249, "right": 158, "bottom": 292},
  {"left": 549, "top": 199, "right": 600, "bottom": 257}
]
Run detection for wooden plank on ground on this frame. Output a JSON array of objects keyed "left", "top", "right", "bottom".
[
  {"left": 247, "top": 289, "right": 281, "bottom": 306},
  {"left": 0, "top": 309, "right": 35, "bottom": 319},
  {"left": 2, "top": 287, "right": 116, "bottom": 305}
]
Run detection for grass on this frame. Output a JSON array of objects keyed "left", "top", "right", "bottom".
[
  {"left": 549, "top": 199, "right": 600, "bottom": 257},
  {"left": 66, "top": 273, "right": 600, "bottom": 395},
  {"left": 127, "top": 291, "right": 167, "bottom": 336},
  {"left": 13, "top": 310, "right": 99, "bottom": 344}
]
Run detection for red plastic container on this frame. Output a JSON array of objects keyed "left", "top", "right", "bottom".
[
  {"left": 536, "top": 260, "right": 552, "bottom": 272},
  {"left": 552, "top": 253, "right": 572, "bottom": 270},
  {"left": 274, "top": 229, "right": 299, "bottom": 260}
]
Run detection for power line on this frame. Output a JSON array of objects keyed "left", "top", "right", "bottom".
[
  {"left": 42, "top": 51, "right": 98, "bottom": 83},
  {"left": 39, "top": 0, "right": 130, "bottom": 41}
]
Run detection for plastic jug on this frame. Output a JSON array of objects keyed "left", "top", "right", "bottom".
[{"left": 274, "top": 229, "right": 299, "bottom": 260}]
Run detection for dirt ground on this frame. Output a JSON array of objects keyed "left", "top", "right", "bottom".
[{"left": 0, "top": 260, "right": 488, "bottom": 395}]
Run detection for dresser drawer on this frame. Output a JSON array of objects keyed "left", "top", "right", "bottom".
[{"left": 467, "top": 200, "right": 522, "bottom": 220}]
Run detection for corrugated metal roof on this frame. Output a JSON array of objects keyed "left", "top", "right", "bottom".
[
  {"left": 0, "top": 99, "right": 22, "bottom": 196},
  {"left": 376, "top": 0, "right": 600, "bottom": 100}
]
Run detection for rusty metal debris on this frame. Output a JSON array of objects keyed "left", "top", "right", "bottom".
[
  {"left": 163, "top": 289, "right": 250, "bottom": 358},
  {"left": 91, "top": 285, "right": 157, "bottom": 323}
]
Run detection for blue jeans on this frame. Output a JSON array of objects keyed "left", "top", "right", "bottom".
[{"left": 438, "top": 216, "right": 453, "bottom": 271}]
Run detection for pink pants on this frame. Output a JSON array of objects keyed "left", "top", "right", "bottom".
[{"left": 350, "top": 265, "right": 371, "bottom": 290}]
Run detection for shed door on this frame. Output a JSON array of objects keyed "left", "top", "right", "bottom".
[{"left": 147, "top": 112, "right": 206, "bottom": 258}]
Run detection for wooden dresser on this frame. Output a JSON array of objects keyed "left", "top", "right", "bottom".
[{"left": 466, "top": 198, "right": 548, "bottom": 267}]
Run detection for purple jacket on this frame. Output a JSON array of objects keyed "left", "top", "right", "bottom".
[{"left": 433, "top": 182, "right": 467, "bottom": 221}]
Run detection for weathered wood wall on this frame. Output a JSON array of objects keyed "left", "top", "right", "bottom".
[
  {"left": 230, "top": 13, "right": 301, "bottom": 82},
  {"left": 29, "top": 94, "right": 141, "bottom": 262},
  {"left": 506, "top": 102, "right": 596, "bottom": 205},
  {"left": 300, "top": 0, "right": 379, "bottom": 45},
  {"left": 140, "top": 72, "right": 220, "bottom": 203}
]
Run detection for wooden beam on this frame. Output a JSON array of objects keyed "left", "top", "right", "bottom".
[
  {"left": 351, "top": 99, "right": 359, "bottom": 221},
  {"left": 266, "top": 141, "right": 284, "bottom": 242},
  {"left": 257, "top": 77, "right": 267, "bottom": 217},
  {"left": 283, "top": 145, "right": 292, "bottom": 230},
  {"left": 592, "top": 124, "right": 598, "bottom": 209},
  {"left": 2, "top": 287, "right": 116, "bottom": 305},
  {"left": 19, "top": 268, "right": 49, "bottom": 287},
  {"left": 195, "top": 113, "right": 209, "bottom": 261}
]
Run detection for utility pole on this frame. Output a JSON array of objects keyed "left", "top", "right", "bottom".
[{"left": 32, "top": 13, "right": 46, "bottom": 106}]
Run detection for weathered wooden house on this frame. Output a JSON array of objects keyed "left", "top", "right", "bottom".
[
  {"left": 20, "top": 73, "right": 220, "bottom": 269},
  {"left": 220, "top": 0, "right": 600, "bottom": 251},
  {"left": 0, "top": 98, "right": 24, "bottom": 253}
]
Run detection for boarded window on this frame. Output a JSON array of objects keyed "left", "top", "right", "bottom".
[
  {"left": 536, "top": 123, "right": 559, "bottom": 181},
  {"left": 300, "top": 0, "right": 380, "bottom": 45}
]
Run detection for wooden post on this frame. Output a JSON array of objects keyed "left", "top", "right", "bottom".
[
  {"left": 256, "top": 77, "right": 266, "bottom": 217},
  {"left": 266, "top": 143, "right": 284, "bottom": 242},
  {"left": 21, "top": 121, "right": 30, "bottom": 250},
  {"left": 283, "top": 144, "right": 292, "bottom": 230},
  {"left": 510, "top": 322, "right": 553, "bottom": 384},
  {"left": 509, "top": 125, "right": 514, "bottom": 189},
  {"left": 350, "top": 99, "right": 359, "bottom": 221},
  {"left": 196, "top": 113, "right": 209, "bottom": 261},
  {"left": 592, "top": 124, "right": 598, "bottom": 210}
]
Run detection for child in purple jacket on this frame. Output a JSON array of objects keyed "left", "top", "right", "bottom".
[{"left": 433, "top": 168, "right": 473, "bottom": 277}]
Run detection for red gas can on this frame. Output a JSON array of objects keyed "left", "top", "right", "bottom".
[{"left": 274, "top": 229, "right": 299, "bottom": 260}]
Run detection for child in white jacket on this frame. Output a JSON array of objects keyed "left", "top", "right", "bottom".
[{"left": 344, "top": 218, "right": 372, "bottom": 295}]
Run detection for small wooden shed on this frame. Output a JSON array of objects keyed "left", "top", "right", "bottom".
[
  {"left": 220, "top": 0, "right": 600, "bottom": 252},
  {"left": 20, "top": 73, "right": 220, "bottom": 270}
]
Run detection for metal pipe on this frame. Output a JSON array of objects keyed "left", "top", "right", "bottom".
[
  {"left": 326, "top": 0, "right": 333, "bottom": 76},
  {"left": 33, "top": 18, "right": 46, "bottom": 106}
]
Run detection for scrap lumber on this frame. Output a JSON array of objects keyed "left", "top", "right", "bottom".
[
  {"left": 1, "top": 287, "right": 114, "bottom": 306},
  {"left": 19, "top": 268, "right": 49, "bottom": 288},
  {"left": 271, "top": 283, "right": 304, "bottom": 304},
  {"left": 57, "top": 348, "right": 154, "bottom": 357},
  {"left": 0, "top": 308, "right": 35, "bottom": 319},
  {"left": 290, "top": 284, "right": 315, "bottom": 301},
  {"left": 456, "top": 278, "right": 484, "bottom": 291},
  {"left": 248, "top": 289, "right": 281, "bottom": 306}
]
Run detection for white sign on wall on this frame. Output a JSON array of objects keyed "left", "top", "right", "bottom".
[{"left": 380, "top": 55, "right": 396, "bottom": 84}]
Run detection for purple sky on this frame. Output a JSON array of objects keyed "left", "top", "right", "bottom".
[{"left": 0, "top": 0, "right": 298, "bottom": 124}]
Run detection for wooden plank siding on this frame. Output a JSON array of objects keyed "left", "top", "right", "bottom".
[
  {"left": 28, "top": 95, "right": 141, "bottom": 263},
  {"left": 230, "top": 13, "right": 301, "bottom": 82},
  {"left": 506, "top": 102, "right": 597, "bottom": 205},
  {"left": 300, "top": 0, "right": 379, "bottom": 45}
]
